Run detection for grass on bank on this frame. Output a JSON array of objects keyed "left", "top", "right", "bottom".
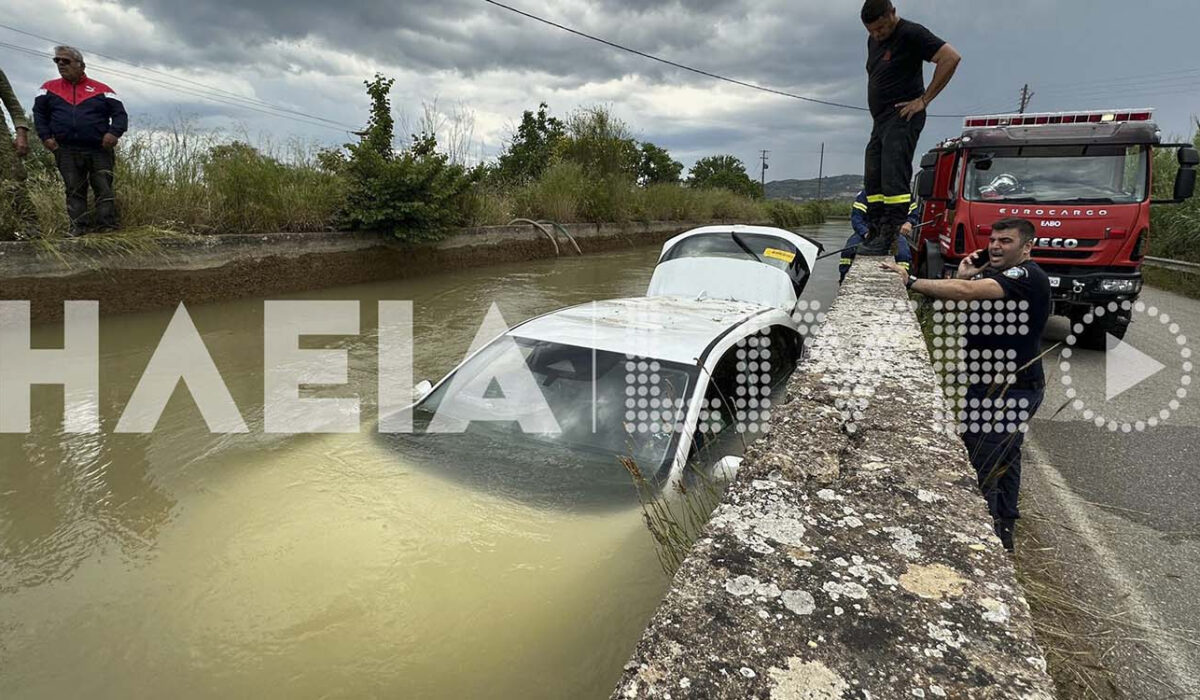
[
  {"left": 18, "top": 127, "right": 345, "bottom": 240},
  {"left": 12, "top": 127, "right": 824, "bottom": 241},
  {"left": 1142, "top": 266, "right": 1200, "bottom": 300}
]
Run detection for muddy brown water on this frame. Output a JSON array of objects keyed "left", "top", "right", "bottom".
[{"left": 0, "top": 224, "right": 847, "bottom": 698}]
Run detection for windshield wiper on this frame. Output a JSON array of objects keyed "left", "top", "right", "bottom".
[
  {"left": 990, "top": 197, "right": 1038, "bottom": 203},
  {"left": 1058, "top": 197, "right": 1115, "bottom": 204},
  {"left": 730, "top": 232, "right": 762, "bottom": 263}
]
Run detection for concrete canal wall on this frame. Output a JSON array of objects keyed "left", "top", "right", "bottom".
[
  {"left": 0, "top": 221, "right": 737, "bottom": 322},
  {"left": 614, "top": 257, "right": 1055, "bottom": 699}
]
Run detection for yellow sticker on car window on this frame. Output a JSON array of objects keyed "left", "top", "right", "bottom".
[{"left": 763, "top": 248, "right": 796, "bottom": 263}]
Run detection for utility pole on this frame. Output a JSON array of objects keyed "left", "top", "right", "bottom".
[
  {"left": 760, "top": 149, "right": 770, "bottom": 192},
  {"left": 1018, "top": 84, "right": 1034, "bottom": 113},
  {"left": 816, "top": 142, "right": 825, "bottom": 200}
]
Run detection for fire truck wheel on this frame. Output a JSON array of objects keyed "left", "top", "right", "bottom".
[{"left": 1069, "top": 308, "right": 1129, "bottom": 350}]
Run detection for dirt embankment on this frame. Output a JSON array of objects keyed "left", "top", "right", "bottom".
[{"left": 0, "top": 222, "right": 719, "bottom": 323}]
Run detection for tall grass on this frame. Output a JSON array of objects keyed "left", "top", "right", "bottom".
[
  {"left": 763, "top": 200, "right": 826, "bottom": 228},
  {"left": 621, "top": 456, "right": 726, "bottom": 576},
  {"left": 24, "top": 122, "right": 343, "bottom": 238},
  {"left": 468, "top": 169, "right": 821, "bottom": 228},
  {"left": 13, "top": 115, "right": 828, "bottom": 239}
]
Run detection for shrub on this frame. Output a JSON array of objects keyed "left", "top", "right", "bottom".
[
  {"left": 557, "top": 106, "right": 640, "bottom": 180},
  {"left": 341, "top": 133, "right": 481, "bottom": 242},
  {"left": 338, "top": 77, "right": 480, "bottom": 242}
]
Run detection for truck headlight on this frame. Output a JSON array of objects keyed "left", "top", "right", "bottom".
[{"left": 1099, "top": 278, "right": 1139, "bottom": 293}]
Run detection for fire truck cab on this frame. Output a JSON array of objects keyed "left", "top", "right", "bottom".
[{"left": 912, "top": 109, "right": 1199, "bottom": 348}]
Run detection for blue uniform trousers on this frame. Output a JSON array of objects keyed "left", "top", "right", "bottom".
[
  {"left": 838, "top": 230, "right": 913, "bottom": 282},
  {"left": 959, "top": 383, "right": 1044, "bottom": 522}
]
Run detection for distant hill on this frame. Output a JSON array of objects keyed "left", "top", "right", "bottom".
[{"left": 765, "top": 174, "right": 861, "bottom": 201}]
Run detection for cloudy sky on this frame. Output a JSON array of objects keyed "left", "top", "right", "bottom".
[{"left": 2, "top": 0, "right": 1198, "bottom": 181}]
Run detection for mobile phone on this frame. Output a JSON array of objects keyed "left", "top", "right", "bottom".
[{"left": 970, "top": 250, "right": 988, "bottom": 268}]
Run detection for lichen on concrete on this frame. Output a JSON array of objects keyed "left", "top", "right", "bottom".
[{"left": 613, "top": 257, "right": 1055, "bottom": 699}]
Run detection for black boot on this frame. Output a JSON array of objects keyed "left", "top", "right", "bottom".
[
  {"left": 858, "top": 222, "right": 895, "bottom": 256},
  {"left": 994, "top": 518, "right": 1016, "bottom": 553}
]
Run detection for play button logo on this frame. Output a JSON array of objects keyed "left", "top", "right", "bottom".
[
  {"left": 1105, "top": 334, "right": 1165, "bottom": 401},
  {"left": 1059, "top": 300, "right": 1192, "bottom": 432}
]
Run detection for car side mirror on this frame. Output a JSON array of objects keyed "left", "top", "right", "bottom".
[
  {"left": 710, "top": 455, "right": 743, "bottom": 481},
  {"left": 413, "top": 379, "right": 433, "bottom": 403}
]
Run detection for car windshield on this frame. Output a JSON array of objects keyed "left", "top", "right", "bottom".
[
  {"left": 662, "top": 231, "right": 799, "bottom": 271},
  {"left": 659, "top": 231, "right": 812, "bottom": 296},
  {"left": 964, "top": 145, "right": 1148, "bottom": 204},
  {"left": 402, "top": 336, "right": 697, "bottom": 501}
]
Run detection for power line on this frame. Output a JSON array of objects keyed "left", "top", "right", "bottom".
[
  {"left": 1035, "top": 65, "right": 1200, "bottom": 91},
  {"left": 0, "top": 24, "right": 359, "bottom": 132},
  {"left": 481, "top": 0, "right": 980, "bottom": 119},
  {"left": 0, "top": 40, "right": 356, "bottom": 134}
]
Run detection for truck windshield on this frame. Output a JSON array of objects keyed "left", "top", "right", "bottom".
[{"left": 964, "top": 145, "right": 1148, "bottom": 204}]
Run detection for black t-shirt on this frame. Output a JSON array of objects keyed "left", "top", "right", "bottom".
[
  {"left": 964, "top": 260, "right": 1052, "bottom": 385},
  {"left": 866, "top": 18, "right": 945, "bottom": 118}
]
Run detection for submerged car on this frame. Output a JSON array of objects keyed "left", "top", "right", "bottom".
[{"left": 382, "top": 225, "right": 823, "bottom": 507}]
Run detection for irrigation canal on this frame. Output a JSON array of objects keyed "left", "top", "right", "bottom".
[{"left": 0, "top": 224, "right": 846, "bottom": 698}]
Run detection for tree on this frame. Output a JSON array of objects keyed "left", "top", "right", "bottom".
[
  {"left": 688, "top": 155, "right": 763, "bottom": 198},
  {"left": 360, "top": 73, "right": 396, "bottom": 159},
  {"left": 494, "top": 103, "right": 565, "bottom": 184},
  {"left": 557, "top": 106, "right": 639, "bottom": 180},
  {"left": 637, "top": 142, "right": 683, "bottom": 186},
  {"left": 341, "top": 75, "right": 480, "bottom": 240}
]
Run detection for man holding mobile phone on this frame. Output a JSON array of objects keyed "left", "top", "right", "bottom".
[{"left": 880, "top": 218, "right": 1051, "bottom": 552}]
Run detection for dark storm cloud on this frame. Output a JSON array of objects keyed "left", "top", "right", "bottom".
[
  {"left": 118, "top": 0, "right": 868, "bottom": 98},
  {"left": 7, "top": 0, "right": 1198, "bottom": 180}
]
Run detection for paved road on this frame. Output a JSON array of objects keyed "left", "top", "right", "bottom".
[{"left": 1024, "top": 285, "right": 1200, "bottom": 698}]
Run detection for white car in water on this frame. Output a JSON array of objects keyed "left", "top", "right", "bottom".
[{"left": 386, "top": 225, "right": 823, "bottom": 506}]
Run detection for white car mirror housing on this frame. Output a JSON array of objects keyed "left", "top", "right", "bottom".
[{"left": 711, "top": 455, "right": 743, "bottom": 481}]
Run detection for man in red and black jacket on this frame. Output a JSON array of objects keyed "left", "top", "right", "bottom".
[{"left": 33, "top": 46, "right": 128, "bottom": 235}]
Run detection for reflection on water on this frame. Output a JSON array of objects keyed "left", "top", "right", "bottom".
[{"left": 0, "top": 224, "right": 847, "bottom": 698}]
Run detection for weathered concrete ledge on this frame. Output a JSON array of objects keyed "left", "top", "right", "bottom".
[
  {"left": 614, "top": 258, "right": 1054, "bottom": 699},
  {"left": 0, "top": 221, "right": 749, "bottom": 322}
]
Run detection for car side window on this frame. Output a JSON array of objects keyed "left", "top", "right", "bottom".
[
  {"left": 688, "top": 347, "right": 744, "bottom": 474},
  {"left": 687, "top": 326, "right": 800, "bottom": 477}
]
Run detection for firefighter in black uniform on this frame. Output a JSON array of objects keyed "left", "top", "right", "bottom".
[
  {"left": 880, "top": 218, "right": 1051, "bottom": 553},
  {"left": 859, "top": 0, "right": 960, "bottom": 255}
]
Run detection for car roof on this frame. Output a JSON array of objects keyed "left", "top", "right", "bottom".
[{"left": 509, "top": 296, "right": 772, "bottom": 365}]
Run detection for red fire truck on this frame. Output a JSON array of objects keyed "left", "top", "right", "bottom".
[{"left": 911, "top": 109, "right": 1198, "bottom": 348}]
